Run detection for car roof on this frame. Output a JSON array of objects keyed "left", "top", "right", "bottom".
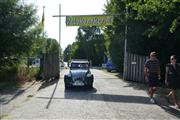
[
  {"left": 71, "top": 61, "right": 89, "bottom": 63},
  {"left": 71, "top": 60, "right": 89, "bottom": 64}
]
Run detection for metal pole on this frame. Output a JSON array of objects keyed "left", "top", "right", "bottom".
[
  {"left": 123, "top": 8, "right": 128, "bottom": 80},
  {"left": 59, "top": 4, "right": 61, "bottom": 77},
  {"left": 42, "top": 6, "right": 45, "bottom": 79},
  {"left": 42, "top": 6, "right": 46, "bottom": 53},
  {"left": 43, "top": 6, "right": 45, "bottom": 38}
]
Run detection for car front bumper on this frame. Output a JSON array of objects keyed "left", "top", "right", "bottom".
[{"left": 64, "top": 78, "right": 93, "bottom": 87}]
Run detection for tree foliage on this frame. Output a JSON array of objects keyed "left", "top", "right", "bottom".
[
  {"left": 0, "top": 0, "right": 60, "bottom": 84},
  {"left": 63, "top": 44, "right": 72, "bottom": 62},
  {"left": 0, "top": 0, "right": 37, "bottom": 66},
  {"left": 26, "top": 25, "right": 46, "bottom": 57},
  {"left": 64, "top": 26, "right": 106, "bottom": 66},
  {"left": 46, "top": 38, "right": 59, "bottom": 54},
  {"left": 104, "top": 0, "right": 180, "bottom": 72},
  {"left": 103, "top": 0, "right": 127, "bottom": 71}
]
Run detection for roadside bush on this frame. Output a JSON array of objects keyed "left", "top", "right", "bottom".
[
  {"left": 17, "top": 66, "right": 40, "bottom": 82},
  {"left": 0, "top": 63, "right": 40, "bottom": 91},
  {"left": 0, "top": 65, "right": 18, "bottom": 82}
]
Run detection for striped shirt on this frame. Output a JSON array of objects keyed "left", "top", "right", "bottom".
[{"left": 145, "top": 59, "right": 160, "bottom": 74}]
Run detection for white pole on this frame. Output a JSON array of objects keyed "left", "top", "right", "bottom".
[
  {"left": 59, "top": 4, "right": 61, "bottom": 76},
  {"left": 123, "top": 8, "right": 128, "bottom": 80},
  {"left": 43, "top": 6, "right": 45, "bottom": 38}
]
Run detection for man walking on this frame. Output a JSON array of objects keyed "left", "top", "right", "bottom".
[{"left": 144, "top": 52, "right": 161, "bottom": 103}]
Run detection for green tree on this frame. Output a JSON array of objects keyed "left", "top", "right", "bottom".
[
  {"left": 0, "top": 0, "right": 37, "bottom": 66},
  {"left": 46, "top": 38, "right": 59, "bottom": 54},
  {"left": 72, "top": 26, "right": 106, "bottom": 66},
  {"left": 103, "top": 0, "right": 127, "bottom": 71},
  {"left": 63, "top": 44, "right": 72, "bottom": 62},
  {"left": 129, "top": 0, "right": 180, "bottom": 77},
  {"left": 26, "top": 25, "right": 46, "bottom": 57},
  {"left": 103, "top": 0, "right": 180, "bottom": 73},
  {"left": 64, "top": 26, "right": 106, "bottom": 66}
]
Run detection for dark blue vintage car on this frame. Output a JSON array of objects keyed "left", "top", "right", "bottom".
[{"left": 64, "top": 60, "right": 94, "bottom": 89}]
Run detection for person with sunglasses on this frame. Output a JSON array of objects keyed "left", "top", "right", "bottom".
[{"left": 165, "top": 55, "right": 180, "bottom": 109}]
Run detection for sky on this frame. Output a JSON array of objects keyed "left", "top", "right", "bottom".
[{"left": 24, "top": 0, "right": 108, "bottom": 50}]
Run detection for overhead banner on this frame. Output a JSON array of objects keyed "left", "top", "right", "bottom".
[{"left": 66, "top": 15, "right": 113, "bottom": 26}]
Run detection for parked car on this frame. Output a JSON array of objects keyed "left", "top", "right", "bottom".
[
  {"left": 64, "top": 59, "right": 94, "bottom": 89},
  {"left": 106, "top": 59, "right": 117, "bottom": 72}
]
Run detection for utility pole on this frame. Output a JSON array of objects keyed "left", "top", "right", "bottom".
[
  {"left": 123, "top": 7, "right": 128, "bottom": 80},
  {"left": 42, "top": 6, "right": 45, "bottom": 79},
  {"left": 43, "top": 6, "right": 45, "bottom": 37},
  {"left": 59, "top": 4, "right": 61, "bottom": 76}
]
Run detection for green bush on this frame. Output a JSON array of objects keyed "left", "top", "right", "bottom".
[
  {"left": 0, "top": 63, "right": 39, "bottom": 85},
  {"left": 0, "top": 64, "right": 18, "bottom": 82},
  {"left": 17, "top": 66, "right": 40, "bottom": 82}
]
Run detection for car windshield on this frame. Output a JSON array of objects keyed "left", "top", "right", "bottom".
[{"left": 70, "top": 63, "right": 89, "bottom": 69}]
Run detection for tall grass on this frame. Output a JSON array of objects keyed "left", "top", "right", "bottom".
[{"left": 0, "top": 63, "right": 40, "bottom": 91}]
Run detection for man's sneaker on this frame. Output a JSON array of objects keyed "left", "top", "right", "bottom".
[{"left": 150, "top": 98, "right": 155, "bottom": 104}]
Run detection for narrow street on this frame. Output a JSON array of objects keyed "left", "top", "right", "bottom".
[{"left": 1, "top": 69, "right": 180, "bottom": 119}]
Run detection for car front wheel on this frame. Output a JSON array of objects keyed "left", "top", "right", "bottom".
[
  {"left": 87, "top": 83, "right": 93, "bottom": 89},
  {"left": 65, "top": 83, "right": 71, "bottom": 89}
]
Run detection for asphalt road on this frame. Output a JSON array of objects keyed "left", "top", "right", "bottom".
[{"left": 1, "top": 69, "right": 180, "bottom": 119}]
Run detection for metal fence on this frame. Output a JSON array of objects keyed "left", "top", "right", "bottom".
[
  {"left": 41, "top": 52, "right": 59, "bottom": 79},
  {"left": 124, "top": 52, "right": 148, "bottom": 83}
]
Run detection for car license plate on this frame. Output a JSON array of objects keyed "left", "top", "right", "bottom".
[{"left": 73, "top": 81, "right": 84, "bottom": 86}]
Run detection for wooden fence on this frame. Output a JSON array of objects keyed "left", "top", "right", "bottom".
[
  {"left": 41, "top": 52, "right": 59, "bottom": 79},
  {"left": 124, "top": 53, "right": 148, "bottom": 83}
]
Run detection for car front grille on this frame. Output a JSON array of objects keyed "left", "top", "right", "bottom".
[{"left": 73, "top": 77, "right": 84, "bottom": 81}]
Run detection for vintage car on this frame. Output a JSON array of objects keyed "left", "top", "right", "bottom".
[{"left": 64, "top": 60, "right": 94, "bottom": 89}]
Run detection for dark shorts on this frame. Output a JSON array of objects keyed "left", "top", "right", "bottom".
[
  {"left": 167, "top": 78, "right": 179, "bottom": 89},
  {"left": 148, "top": 74, "right": 159, "bottom": 87}
]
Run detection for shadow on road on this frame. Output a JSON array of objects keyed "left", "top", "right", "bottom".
[
  {"left": 45, "top": 79, "right": 59, "bottom": 109},
  {"left": 64, "top": 87, "right": 180, "bottom": 118},
  {"left": 37, "top": 88, "right": 151, "bottom": 105},
  {"left": 38, "top": 78, "right": 59, "bottom": 91},
  {"left": 33, "top": 78, "right": 60, "bottom": 109},
  {"left": 2, "top": 89, "right": 25, "bottom": 105},
  {"left": 115, "top": 73, "right": 180, "bottom": 117},
  {"left": 123, "top": 81, "right": 148, "bottom": 91},
  {"left": 156, "top": 100, "right": 180, "bottom": 118},
  {"left": 64, "top": 87, "right": 97, "bottom": 93},
  {"left": 1, "top": 82, "right": 35, "bottom": 105},
  {"left": 64, "top": 91, "right": 151, "bottom": 104}
]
